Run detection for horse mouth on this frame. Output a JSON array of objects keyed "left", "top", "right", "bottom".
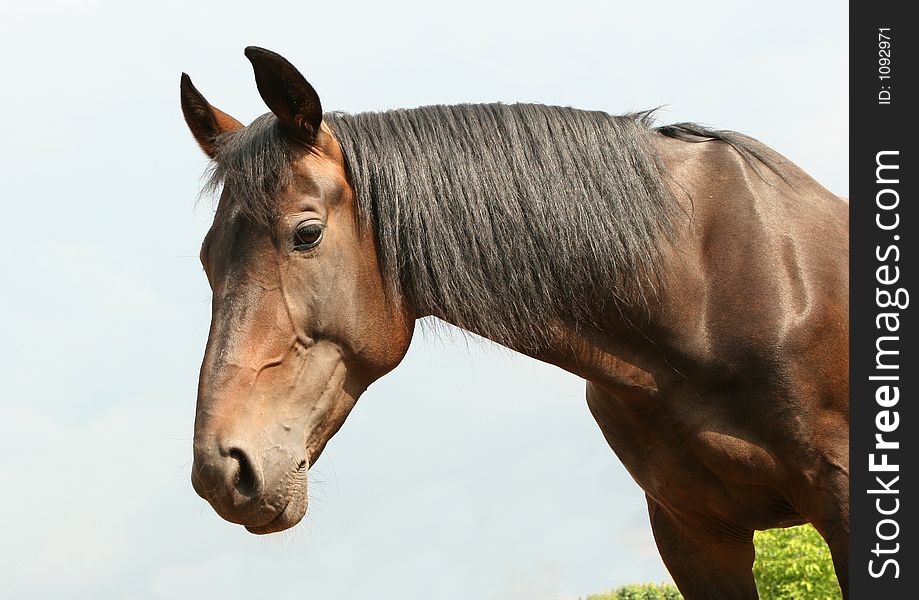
[{"left": 245, "top": 487, "right": 308, "bottom": 535}]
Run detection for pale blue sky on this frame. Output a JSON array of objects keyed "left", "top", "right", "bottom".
[{"left": 0, "top": 1, "right": 847, "bottom": 599}]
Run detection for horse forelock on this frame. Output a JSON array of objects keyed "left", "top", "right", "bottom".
[{"left": 204, "top": 113, "right": 300, "bottom": 227}]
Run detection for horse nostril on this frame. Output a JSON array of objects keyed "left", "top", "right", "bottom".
[{"left": 228, "top": 447, "right": 261, "bottom": 498}]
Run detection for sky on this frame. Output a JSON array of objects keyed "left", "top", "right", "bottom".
[{"left": 0, "top": 1, "right": 847, "bottom": 599}]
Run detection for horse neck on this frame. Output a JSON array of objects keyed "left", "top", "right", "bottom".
[
  {"left": 420, "top": 293, "right": 675, "bottom": 395},
  {"left": 388, "top": 200, "right": 680, "bottom": 393}
]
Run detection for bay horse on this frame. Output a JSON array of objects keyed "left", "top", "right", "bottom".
[{"left": 181, "top": 47, "right": 848, "bottom": 599}]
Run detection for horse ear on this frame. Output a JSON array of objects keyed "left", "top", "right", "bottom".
[
  {"left": 180, "top": 73, "right": 244, "bottom": 158},
  {"left": 244, "top": 46, "right": 322, "bottom": 144}
]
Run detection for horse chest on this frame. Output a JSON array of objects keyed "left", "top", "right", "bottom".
[{"left": 585, "top": 381, "right": 794, "bottom": 525}]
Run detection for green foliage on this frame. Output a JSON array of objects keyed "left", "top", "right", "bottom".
[
  {"left": 752, "top": 524, "right": 841, "bottom": 600},
  {"left": 585, "top": 582, "right": 682, "bottom": 600},
  {"left": 586, "top": 524, "right": 841, "bottom": 600}
]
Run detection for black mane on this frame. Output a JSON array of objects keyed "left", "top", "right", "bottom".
[{"left": 208, "top": 103, "right": 772, "bottom": 350}]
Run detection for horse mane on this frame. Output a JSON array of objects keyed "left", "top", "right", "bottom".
[{"left": 207, "top": 103, "right": 775, "bottom": 351}]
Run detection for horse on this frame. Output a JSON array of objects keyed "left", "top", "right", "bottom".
[{"left": 181, "top": 47, "right": 849, "bottom": 599}]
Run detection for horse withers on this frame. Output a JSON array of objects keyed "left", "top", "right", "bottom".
[{"left": 181, "top": 47, "right": 849, "bottom": 599}]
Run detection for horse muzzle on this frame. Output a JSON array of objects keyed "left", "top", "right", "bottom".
[{"left": 191, "top": 435, "right": 309, "bottom": 534}]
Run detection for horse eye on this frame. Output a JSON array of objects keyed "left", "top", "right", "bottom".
[{"left": 294, "top": 222, "right": 324, "bottom": 250}]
